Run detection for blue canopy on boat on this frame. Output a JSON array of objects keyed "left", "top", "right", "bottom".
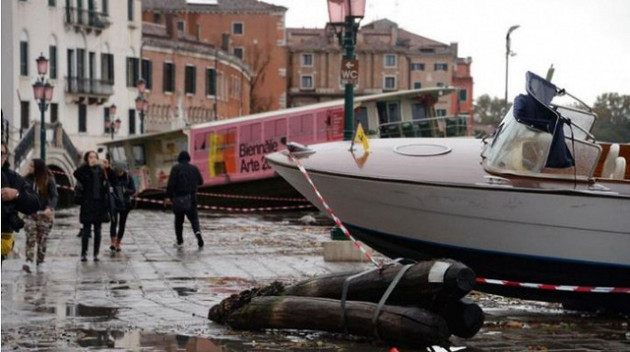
[{"left": 513, "top": 72, "right": 575, "bottom": 168}]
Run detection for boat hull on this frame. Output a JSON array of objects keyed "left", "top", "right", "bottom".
[{"left": 266, "top": 140, "right": 630, "bottom": 308}]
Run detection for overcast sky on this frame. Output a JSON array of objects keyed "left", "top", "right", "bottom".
[{"left": 268, "top": 0, "right": 630, "bottom": 105}]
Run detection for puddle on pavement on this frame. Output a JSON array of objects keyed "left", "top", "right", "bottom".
[
  {"left": 173, "top": 286, "right": 198, "bottom": 296},
  {"left": 71, "top": 328, "right": 408, "bottom": 351},
  {"left": 69, "top": 303, "right": 120, "bottom": 319}
]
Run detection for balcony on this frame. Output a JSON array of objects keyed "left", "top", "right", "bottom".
[
  {"left": 64, "top": 7, "right": 110, "bottom": 34},
  {"left": 66, "top": 76, "right": 114, "bottom": 104}
]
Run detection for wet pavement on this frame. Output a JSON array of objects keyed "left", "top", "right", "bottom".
[{"left": 2, "top": 207, "right": 629, "bottom": 351}]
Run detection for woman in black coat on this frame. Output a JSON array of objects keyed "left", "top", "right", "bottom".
[{"left": 73, "top": 151, "right": 108, "bottom": 262}]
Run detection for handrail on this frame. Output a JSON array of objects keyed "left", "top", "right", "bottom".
[
  {"left": 66, "top": 76, "right": 114, "bottom": 96},
  {"left": 14, "top": 124, "right": 35, "bottom": 167},
  {"left": 64, "top": 7, "right": 110, "bottom": 30},
  {"left": 61, "top": 129, "right": 80, "bottom": 167}
]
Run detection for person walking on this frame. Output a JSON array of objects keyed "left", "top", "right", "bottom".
[
  {"left": 109, "top": 162, "right": 136, "bottom": 252},
  {"left": 73, "top": 151, "right": 109, "bottom": 262},
  {"left": 1, "top": 142, "right": 40, "bottom": 262},
  {"left": 22, "top": 159, "right": 58, "bottom": 272},
  {"left": 164, "top": 151, "right": 204, "bottom": 248}
]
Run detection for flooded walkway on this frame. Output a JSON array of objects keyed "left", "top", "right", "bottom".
[{"left": 2, "top": 208, "right": 629, "bottom": 351}]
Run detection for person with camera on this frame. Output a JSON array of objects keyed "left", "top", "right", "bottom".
[
  {"left": 73, "top": 151, "right": 109, "bottom": 262},
  {"left": 1, "top": 142, "right": 41, "bottom": 262},
  {"left": 22, "top": 158, "right": 58, "bottom": 272}
]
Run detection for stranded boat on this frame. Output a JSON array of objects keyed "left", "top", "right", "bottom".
[
  {"left": 101, "top": 87, "right": 468, "bottom": 208},
  {"left": 266, "top": 72, "right": 630, "bottom": 310}
]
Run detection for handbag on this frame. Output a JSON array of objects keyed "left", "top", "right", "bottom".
[
  {"left": 73, "top": 182, "right": 84, "bottom": 205},
  {"left": 172, "top": 194, "right": 192, "bottom": 214}
]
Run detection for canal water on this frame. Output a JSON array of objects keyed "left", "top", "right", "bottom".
[{"left": 1, "top": 208, "right": 628, "bottom": 351}]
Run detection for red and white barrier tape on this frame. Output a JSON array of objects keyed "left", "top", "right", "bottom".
[
  {"left": 56, "top": 184, "right": 313, "bottom": 213},
  {"left": 51, "top": 170, "right": 309, "bottom": 203},
  {"left": 287, "top": 153, "right": 382, "bottom": 269},
  {"left": 477, "top": 277, "right": 630, "bottom": 294}
]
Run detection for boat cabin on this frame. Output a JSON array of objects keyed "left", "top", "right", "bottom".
[{"left": 483, "top": 72, "right": 628, "bottom": 181}]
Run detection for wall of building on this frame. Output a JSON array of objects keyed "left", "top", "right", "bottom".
[
  {"left": 142, "top": 6, "right": 287, "bottom": 114},
  {"left": 142, "top": 31, "right": 251, "bottom": 132},
  {"left": 287, "top": 24, "right": 471, "bottom": 119},
  {"left": 2, "top": 0, "right": 143, "bottom": 155}
]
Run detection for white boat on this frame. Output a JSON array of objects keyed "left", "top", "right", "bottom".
[{"left": 266, "top": 72, "right": 630, "bottom": 310}]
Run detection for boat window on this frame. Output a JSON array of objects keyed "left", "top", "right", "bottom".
[
  {"left": 356, "top": 107, "right": 368, "bottom": 130},
  {"left": 554, "top": 105, "right": 596, "bottom": 140},
  {"left": 485, "top": 108, "right": 552, "bottom": 173},
  {"left": 132, "top": 144, "right": 146, "bottom": 166}
]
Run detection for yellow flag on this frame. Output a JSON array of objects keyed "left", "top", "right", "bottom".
[{"left": 354, "top": 122, "right": 370, "bottom": 153}]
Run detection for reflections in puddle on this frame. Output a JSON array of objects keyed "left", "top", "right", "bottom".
[{"left": 76, "top": 329, "right": 225, "bottom": 351}]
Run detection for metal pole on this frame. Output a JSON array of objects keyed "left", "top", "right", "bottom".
[
  {"left": 504, "top": 45, "right": 509, "bottom": 105},
  {"left": 110, "top": 116, "right": 114, "bottom": 140},
  {"left": 343, "top": 16, "right": 355, "bottom": 141},
  {"left": 140, "top": 109, "right": 144, "bottom": 134},
  {"left": 39, "top": 100, "right": 46, "bottom": 160}
]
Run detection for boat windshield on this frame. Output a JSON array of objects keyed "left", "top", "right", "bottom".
[{"left": 484, "top": 107, "right": 553, "bottom": 173}]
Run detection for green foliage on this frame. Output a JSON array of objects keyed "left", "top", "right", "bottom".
[
  {"left": 591, "top": 93, "right": 630, "bottom": 143},
  {"left": 474, "top": 95, "right": 511, "bottom": 125}
]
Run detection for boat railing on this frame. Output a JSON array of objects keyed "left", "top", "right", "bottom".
[{"left": 377, "top": 115, "right": 469, "bottom": 138}]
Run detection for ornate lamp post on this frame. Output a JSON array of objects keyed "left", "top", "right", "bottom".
[
  {"left": 106, "top": 104, "right": 121, "bottom": 140},
  {"left": 327, "top": 0, "right": 366, "bottom": 141},
  {"left": 505, "top": 25, "right": 520, "bottom": 105},
  {"left": 32, "top": 54, "right": 54, "bottom": 160},
  {"left": 135, "top": 79, "right": 148, "bottom": 134}
]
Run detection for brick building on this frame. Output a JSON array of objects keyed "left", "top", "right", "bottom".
[
  {"left": 142, "top": 0, "right": 287, "bottom": 114},
  {"left": 287, "top": 19, "right": 473, "bottom": 122},
  {"left": 141, "top": 19, "right": 251, "bottom": 132}
]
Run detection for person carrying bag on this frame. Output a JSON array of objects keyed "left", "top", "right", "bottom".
[{"left": 109, "top": 162, "right": 136, "bottom": 252}]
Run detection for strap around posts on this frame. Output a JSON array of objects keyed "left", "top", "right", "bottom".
[
  {"left": 371, "top": 263, "right": 414, "bottom": 340},
  {"left": 341, "top": 267, "right": 380, "bottom": 334}
]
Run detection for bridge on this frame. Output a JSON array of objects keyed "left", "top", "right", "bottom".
[{"left": 13, "top": 121, "right": 79, "bottom": 206}]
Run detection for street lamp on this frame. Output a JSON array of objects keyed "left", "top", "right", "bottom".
[
  {"left": 135, "top": 79, "right": 148, "bottom": 134},
  {"left": 32, "top": 53, "right": 54, "bottom": 160},
  {"left": 327, "top": 0, "right": 366, "bottom": 141},
  {"left": 106, "top": 103, "right": 121, "bottom": 140},
  {"left": 505, "top": 25, "right": 520, "bottom": 106}
]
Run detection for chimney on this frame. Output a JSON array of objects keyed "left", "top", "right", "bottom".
[
  {"left": 165, "top": 14, "right": 175, "bottom": 39},
  {"left": 221, "top": 33, "right": 231, "bottom": 52}
]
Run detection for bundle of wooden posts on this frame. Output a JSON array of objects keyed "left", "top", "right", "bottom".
[{"left": 208, "top": 259, "right": 483, "bottom": 348}]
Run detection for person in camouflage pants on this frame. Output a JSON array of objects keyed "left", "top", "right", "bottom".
[
  {"left": 22, "top": 158, "right": 57, "bottom": 271},
  {"left": 23, "top": 215, "right": 53, "bottom": 265}
]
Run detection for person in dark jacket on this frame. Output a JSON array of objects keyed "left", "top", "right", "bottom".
[
  {"left": 165, "top": 151, "right": 204, "bottom": 248},
  {"left": 22, "top": 158, "right": 58, "bottom": 272},
  {"left": 109, "top": 162, "right": 136, "bottom": 252},
  {"left": 1, "top": 142, "right": 41, "bottom": 261},
  {"left": 73, "top": 151, "right": 108, "bottom": 262}
]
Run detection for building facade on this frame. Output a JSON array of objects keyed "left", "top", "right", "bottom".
[
  {"left": 142, "top": 0, "right": 288, "bottom": 114},
  {"left": 141, "top": 19, "right": 252, "bottom": 133},
  {"left": 1, "top": 0, "right": 143, "bottom": 155},
  {"left": 287, "top": 19, "right": 473, "bottom": 124}
]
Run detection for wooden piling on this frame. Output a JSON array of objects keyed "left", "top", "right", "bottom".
[{"left": 227, "top": 296, "right": 451, "bottom": 348}]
